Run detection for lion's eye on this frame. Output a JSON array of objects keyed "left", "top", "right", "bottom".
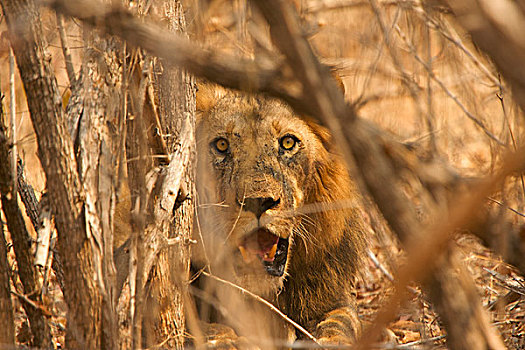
[
  {"left": 213, "top": 138, "right": 229, "bottom": 153},
  {"left": 279, "top": 135, "right": 298, "bottom": 150}
]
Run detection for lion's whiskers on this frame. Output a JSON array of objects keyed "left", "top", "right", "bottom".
[
  {"left": 198, "top": 201, "right": 230, "bottom": 208},
  {"left": 225, "top": 190, "right": 247, "bottom": 243}
]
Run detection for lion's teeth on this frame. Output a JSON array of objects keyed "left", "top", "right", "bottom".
[
  {"left": 263, "top": 243, "right": 278, "bottom": 262},
  {"left": 239, "top": 246, "right": 255, "bottom": 263}
]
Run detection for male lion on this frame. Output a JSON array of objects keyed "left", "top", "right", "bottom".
[{"left": 195, "top": 84, "right": 367, "bottom": 347}]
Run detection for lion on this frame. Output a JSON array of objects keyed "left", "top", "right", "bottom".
[{"left": 195, "top": 84, "right": 367, "bottom": 347}]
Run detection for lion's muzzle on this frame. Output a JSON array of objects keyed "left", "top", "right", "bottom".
[
  {"left": 239, "top": 197, "right": 280, "bottom": 219},
  {"left": 238, "top": 228, "right": 289, "bottom": 277}
]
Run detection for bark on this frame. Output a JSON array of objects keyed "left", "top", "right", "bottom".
[
  {"left": 0, "top": 74, "right": 15, "bottom": 349},
  {"left": 0, "top": 221, "right": 15, "bottom": 347},
  {"left": 66, "top": 28, "right": 122, "bottom": 349},
  {"left": 0, "top": 105, "right": 52, "bottom": 347},
  {"left": 45, "top": 0, "right": 523, "bottom": 348},
  {"left": 0, "top": 0, "right": 106, "bottom": 347},
  {"left": 125, "top": 46, "right": 156, "bottom": 350},
  {"left": 17, "top": 163, "right": 65, "bottom": 292},
  {"left": 144, "top": 1, "right": 196, "bottom": 346},
  {"left": 0, "top": 169, "right": 15, "bottom": 348}
]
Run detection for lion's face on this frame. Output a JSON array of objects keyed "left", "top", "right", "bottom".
[{"left": 197, "top": 91, "right": 342, "bottom": 296}]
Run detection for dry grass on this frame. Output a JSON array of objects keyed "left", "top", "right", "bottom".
[{"left": 1, "top": 0, "right": 524, "bottom": 348}]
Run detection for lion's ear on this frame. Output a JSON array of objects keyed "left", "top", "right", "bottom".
[{"left": 196, "top": 82, "right": 227, "bottom": 113}]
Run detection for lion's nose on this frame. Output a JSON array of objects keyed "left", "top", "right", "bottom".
[{"left": 241, "top": 197, "right": 280, "bottom": 219}]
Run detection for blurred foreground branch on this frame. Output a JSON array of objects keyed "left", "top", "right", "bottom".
[
  {"left": 445, "top": 0, "right": 525, "bottom": 112},
  {"left": 48, "top": 0, "right": 525, "bottom": 348},
  {"left": 443, "top": 0, "right": 525, "bottom": 274},
  {"left": 47, "top": 0, "right": 302, "bottom": 108}
]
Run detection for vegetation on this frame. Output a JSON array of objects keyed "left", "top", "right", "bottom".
[{"left": 0, "top": 0, "right": 524, "bottom": 348}]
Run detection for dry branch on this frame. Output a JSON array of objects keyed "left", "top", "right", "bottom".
[
  {"left": 8, "top": 48, "right": 17, "bottom": 198},
  {"left": 0, "top": 219, "right": 15, "bottom": 347},
  {"left": 48, "top": 0, "right": 298, "bottom": 106},
  {"left": 33, "top": 195, "right": 52, "bottom": 268},
  {"left": 48, "top": 0, "right": 524, "bottom": 348},
  {"left": 394, "top": 24, "right": 505, "bottom": 146},
  {"left": 445, "top": 0, "right": 525, "bottom": 112},
  {"left": 0, "top": 101, "right": 52, "bottom": 348},
  {"left": 142, "top": 1, "right": 197, "bottom": 346},
  {"left": 252, "top": 1, "right": 507, "bottom": 348},
  {"left": 203, "top": 271, "right": 320, "bottom": 344},
  {"left": 0, "top": 104, "right": 15, "bottom": 348},
  {"left": 0, "top": 0, "right": 110, "bottom": 347},
  {"left": 56, "top": 14, "right": 76, "bottom": 85},
  {"left": 441, "top": 0, "right": 525, "bottom": 277},
  {"left": 16, "top": 165, "right": 65, "bottom": 291}
]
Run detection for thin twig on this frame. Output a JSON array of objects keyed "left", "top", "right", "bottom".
[
  {"left": 56, "top": 14, "right": 76, "bottom": 85},
  {"left": 416, "top": 9, "right": 502, "bottom": 89},
  {"left": 10, "top": 290, "right": 52, "bottom": 317},
  {"left": 483, "top": 268, "right": 525, "bottom": 296},
  {"left": 394, "top": 25, "right": 505, "bottom": 146},
  {"left": 201, "top": 271, "right": 321, "bottom": 346},
  {"left": 368, "top": 0, "right": 426, "bottom": 123},
  {"left": 367, "top": 249, "right": 394, "bottom": 282},
  {"left": 496, "top": 82, "right": 525, "bottom": 200},
  {"left": 424, "top": 10, "right": 437, "bottom": 153},
  {"left": 487, "top": 197, "right": 525, "bottom": 218},
  {"left": 355, "top": 5, "right": 401, "bottom": 108},
  {"left": 305, "top": 0, "right": 449, "bottom": 14},
  {"left": 378, "top": 334, "right": 446, "bottom": 349}
]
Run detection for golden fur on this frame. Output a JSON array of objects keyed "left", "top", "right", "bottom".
[{"left": 196, "top": 85, "right": 367, "bottom": 345}]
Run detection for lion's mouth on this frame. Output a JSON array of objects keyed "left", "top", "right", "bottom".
[{"left": 238, "top": 228, "right": 289, "bottom": 277}]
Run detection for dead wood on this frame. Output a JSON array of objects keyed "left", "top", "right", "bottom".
[
  {"left": 16, "top": 164, "right": 65, "bottom": 292},
  {"left": 443, "top": 0, "right": 525, "bottom": 276},
  {"left": 0, "top": 219, "right": 15, "bottom": 347},
  {"left": 141, "top": 1, "right": 197, "bottom": 347},
  {"left": 0, "top": 0, "right": 111, "bottom": 347},
  {"left": 0, "top": 104, "right": 15, "bottom": 348},
  {"left": 48, "top": 0, "right": 515, "bottom": 348},
  {"left": 44, "top": 0, "right": 525, "bottom": 348},
  {"left": 0, "top": 100, "right": 52, "bottom": 348}
]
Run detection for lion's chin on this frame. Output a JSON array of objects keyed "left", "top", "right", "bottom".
[
  {"left": 235, "top": 271, "right": 285, "bottom": 297},
  {"left": 233, "top": 243, "right": 290, "bottom": 297}
]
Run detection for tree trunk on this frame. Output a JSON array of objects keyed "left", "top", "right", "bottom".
[
  {"left": 144, "top": 1, "right": 196, "bottom": 347},
  {"left": 0, "top": 121, "right": 52, "bottom": 348},
  {"left": 66, "top": 28, "right": 122, "bottom": 350},
  {"left": 0, "top": 220, "right": 14, "bottom": 347},
  {"left": 0, "top": 0, "right": 109, "bottom": 347},
  {"left": 0, "top": 117, "right": 15, "bottom": 345}
]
